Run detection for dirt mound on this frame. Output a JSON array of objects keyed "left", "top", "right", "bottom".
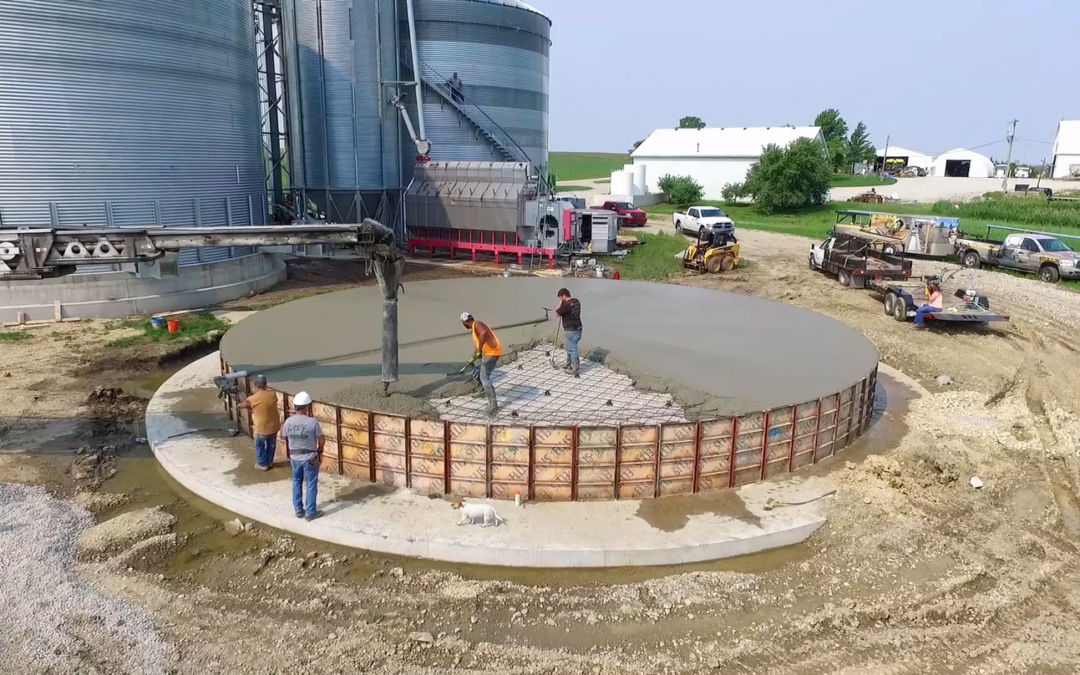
[{"left": 76, "top": 507, "right": 176, "bottom": 561}]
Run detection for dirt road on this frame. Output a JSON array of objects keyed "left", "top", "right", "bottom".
[{"left": 3, "top": 248, "right": 1080, "bottom": 674}]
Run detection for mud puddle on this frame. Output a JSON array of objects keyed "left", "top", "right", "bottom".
[{"left": 120, "top": 371, "right": 177, "bottom": 401}]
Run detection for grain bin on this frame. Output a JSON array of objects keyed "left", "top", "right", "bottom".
[
  {"left": 0, "top": 0, "right": 266, "bottom": 266},
  {"left": 401, "top": 0, "right": 551, "bottom": 178}
]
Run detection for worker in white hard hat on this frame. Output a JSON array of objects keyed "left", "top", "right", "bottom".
[
  {"left": 460, "top": 312, "right": 503, "bottom": 415},
  {"left": 281, "top": 391, "right": 325, "bottom": 521}
]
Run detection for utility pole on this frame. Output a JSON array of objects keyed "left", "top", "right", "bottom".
[
  {"left": 879, "top": 135, "right": 890, "bottom": 179},
  {"left": 1001, "top": 119, "right": 1019, "bottom": 192}
]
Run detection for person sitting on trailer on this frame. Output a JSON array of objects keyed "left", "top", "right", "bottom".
[{"left": 914, "top": 281, "right": 944, "bottom": 327}]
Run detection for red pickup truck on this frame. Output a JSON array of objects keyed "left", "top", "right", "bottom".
[{"left": 600, "top": 201, "right": 647, "bottom": 227}]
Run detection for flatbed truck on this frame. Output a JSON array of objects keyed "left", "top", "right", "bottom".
[{"left": 809, "top": 232, "right": 913, "bottom": 288}]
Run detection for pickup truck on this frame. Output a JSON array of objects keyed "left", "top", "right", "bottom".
[
  {"left": 809, "top": 232, "right": 913, "bottom": 288},
  {"left": 673, "top": 206, "right": 735, "bottom": 238},
  {"left": 957, "top": 229, "right": 1080, "bottom": 283},
  {"left": 599, "top": 201, "right": 647, "bottom": 227}
]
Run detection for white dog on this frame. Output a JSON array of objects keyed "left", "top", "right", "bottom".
[{"left": 452, "top": 500, "right": 506, "bottom": 528}]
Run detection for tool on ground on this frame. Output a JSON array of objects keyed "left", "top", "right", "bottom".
[{"left": 762, "top": 489, "right": 837, "bottom": 511}]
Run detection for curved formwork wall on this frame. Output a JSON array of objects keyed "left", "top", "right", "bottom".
[
  {"left": 0, "top": 0, "right": 266, "bottom": 267},
  {"left": 223, "top": 358, "right": 878, "bottom": 502},
  {"left": 403, "top": 0, "right": 551, "bottom": 176}
]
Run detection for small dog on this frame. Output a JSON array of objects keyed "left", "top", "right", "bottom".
[{"left": 452, "top": 499, "right": 506, "bottom": 528}]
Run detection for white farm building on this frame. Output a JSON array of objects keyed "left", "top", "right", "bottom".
[
  {"left": 930, "top": 148, "right": 996, "bottom": 178},
  {"left": 876, "top": 145, "right": 933, "bottom": 172},
  {"left": 631, "top": 126, "right": 825, "bottom": 199},
  {"left": 1052, "top": 120, "right": 1080, "bottom": 179}
]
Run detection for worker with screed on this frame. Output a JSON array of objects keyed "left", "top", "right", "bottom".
[
  {"left": 460, "top": 312, "right": 503, "bottom": 415},
  {"left": 555, "top": 287, "right": 583, "bottom": 377}
]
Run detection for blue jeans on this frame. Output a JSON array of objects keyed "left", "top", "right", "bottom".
[
  {"left": 914, "top": 305, "right": 940, "bottom": 326},
  {"left": 291, "top": 458, "right": 319, "bottom": 517},
  {"left": 255, "top": 434, "right": 277, "bottom": 468},
  {"left": 565, "top": 329, "right": 583, "bottom": 360},
  {"left": 478, "top": 356, "right": 498, "bottom": 405}
]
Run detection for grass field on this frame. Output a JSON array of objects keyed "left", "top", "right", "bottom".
[
  {"left": 611, "top": 232, "right": 687, "bottom": 280},
  {"left": 644, "top": 199, "right": 1080, "bottom": 242},
  {"left": 549, "top": 152, "right": 629, "bottom": 181},
  {"left": 830, "top": 175, "right": 898, "bottom": 188},
  {"left": 104, "top": 313, "right": 228, "bottom": 349},
  {"left": 555, "top": 185, "right": 591, "bottom": 193}
]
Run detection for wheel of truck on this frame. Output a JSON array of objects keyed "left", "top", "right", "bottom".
[
  {"left": 699, "top": 226, "right": 706, "bottom": 239},
  {"left": 962, "top": 250, "right": 981, "bottom": 269},
  {"left": 674, "top": 223, "right": 682, "bottom": 235},
  {"left": 1039, "top": 265, "right": 1060, "bottom": 283},
  {"left": 883, "top": 244, "right": 897, "bottom": 256},
  {"left": 838, "top": 269, "right": 852, "bottom": 287},
  {"left": 883, "top": 292, "right": 896, "bottom": 316},
  {"left": 720, "top": 255, "right": 736, "bottom": 272},
  {"left": 893, "top": 297, "right": 908, "bottom": 322},
  {"left": 706, "top": 255, "right": 723, "bottom": 273}
]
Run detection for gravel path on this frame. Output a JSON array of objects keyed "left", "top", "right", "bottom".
[{"left": 0, "top": 482, "right": 176, "bottom": 674}]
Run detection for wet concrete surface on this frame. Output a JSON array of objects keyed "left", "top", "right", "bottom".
[{"left": 221, "top": 278, "right": 879, "bottom": 419}]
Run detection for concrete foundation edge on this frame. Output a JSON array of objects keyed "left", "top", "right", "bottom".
[
  {"left": 0, "top": 253, "right": 286, "bottom": 322},
  {"left": 149, "top": 353, "right": 829, "bottom": 568}
]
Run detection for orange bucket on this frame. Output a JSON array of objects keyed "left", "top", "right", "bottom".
[{"left": 167, "top": 319, "right": 180, "bottom": 334}]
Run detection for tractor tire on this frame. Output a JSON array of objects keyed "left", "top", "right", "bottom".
[
  {"left": 706, "top": 256, "right": 723, "bottom": 274},
  {"left": 883, "top": 292, "right": 896, "bottom": 316},
  {"left": 838, "top": 269, "right": 852, "bottom": 287},
  {"left": 720, "top": 255, "right": 736, "bottom": 272},
  {"left": 1040, "top": 265, "right": 1061, "bottom": 283},
  {"left": 962, "top": 250, "right": 981, "bottom": 269},
  {"left": 893, "top": 298, "right": 908, "bottom": 322}
]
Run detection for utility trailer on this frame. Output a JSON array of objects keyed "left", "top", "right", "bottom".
[
  {"left": 834, "top": 210, "right": 958, "bottom": 258},
  {"left": 867, "top": 277, "right": 1010, "bottom": 326},
  {"left": 809, "top": 232, "right": 913, "bottom": 288}
]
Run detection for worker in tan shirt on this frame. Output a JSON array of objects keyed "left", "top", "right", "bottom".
[{"left": 238, "top": 374, "right": 282, "bottom": 471}]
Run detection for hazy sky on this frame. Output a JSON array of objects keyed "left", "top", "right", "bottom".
[{"left": 542, "top": 0, "right": 1074, "bottom": 164}]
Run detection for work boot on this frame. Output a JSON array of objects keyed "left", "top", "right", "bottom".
[
  {"left": 561, "top": 355, "right": 572, "bottom": 371},
  {"left": 570, "top": 357, "right": 580, "bottom": 378},
  {"left": 485, "top": 400, "right": 499, "bottom": 416}
]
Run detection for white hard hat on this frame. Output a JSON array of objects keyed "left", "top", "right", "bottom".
[
  {"left": 293, "top": 391, "right": 313, "bottom": 407},
  {"left": 459, "top": 312, "right": 472, "bottom": 322}
]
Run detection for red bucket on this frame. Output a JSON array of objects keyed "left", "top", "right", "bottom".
[{"left": 167, "top": 319, "right": 180, "bottom": 334}]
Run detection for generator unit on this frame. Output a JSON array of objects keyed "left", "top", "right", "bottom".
[{"left": 404, "top": 161, "right": 578, "bottom": 268}]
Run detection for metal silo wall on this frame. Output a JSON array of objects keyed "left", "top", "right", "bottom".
[
  {"left": 285, "top": 0, "right": 401, "bottom": 205},
  {"left": 0, "top": 0, "right": 265, "bottom": 266},
  {"left": 403, "top": 0, "right": 550, "bottom": 179}
]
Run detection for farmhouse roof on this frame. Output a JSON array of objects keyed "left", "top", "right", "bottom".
[{"left": 632, "top": 126, "right": 824, "bottom": 159}]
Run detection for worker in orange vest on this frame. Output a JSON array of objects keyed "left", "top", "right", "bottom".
[{"left": 460, "top": 312, "right": 504, "bottom": 415}]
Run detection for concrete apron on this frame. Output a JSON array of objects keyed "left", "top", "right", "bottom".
[{"left": 147, "top": 353, "right": 839, "bottom": 568}]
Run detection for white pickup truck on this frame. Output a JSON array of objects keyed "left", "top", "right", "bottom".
[{"left": 673, "top": 206, "right": 735, "bottom": 238}]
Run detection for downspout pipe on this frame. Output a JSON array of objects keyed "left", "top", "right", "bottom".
[{"left": 404, "top": 0, "right": 428, "bottom": 153}]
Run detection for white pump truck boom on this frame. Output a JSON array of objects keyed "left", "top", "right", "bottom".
[{"left": 0, "top": 220, "right": 407, "bottom": 388}]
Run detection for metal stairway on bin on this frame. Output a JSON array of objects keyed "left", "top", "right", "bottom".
[{"left": 401, "top": 52, "right": 531, "bottom": 165}]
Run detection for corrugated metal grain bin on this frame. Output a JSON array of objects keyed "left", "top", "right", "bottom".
[{"left": 0, "top": 0, "right": 266, "bottom": 266}]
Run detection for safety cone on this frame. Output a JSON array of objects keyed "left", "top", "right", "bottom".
[{"left": 613, "top": 271, "right": 621, "bottom": 280}]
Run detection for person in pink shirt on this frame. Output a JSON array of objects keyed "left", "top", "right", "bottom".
[{"left": 914, "top": 281, "right": 944, "bottom": 327}]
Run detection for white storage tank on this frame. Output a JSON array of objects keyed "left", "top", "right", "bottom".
[
  {"left": 632, "top": 164, "right": 647, "bottom": 195},
  {"left": 609, "top": 170, "right": 633, "bottom": 197}
]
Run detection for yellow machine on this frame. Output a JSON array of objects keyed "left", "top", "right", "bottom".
[{"left": 683, "top": 231, "right": 740, "bottom": 274}]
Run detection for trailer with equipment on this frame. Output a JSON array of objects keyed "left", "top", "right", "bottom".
[
  {"left": 809, "top": 231, "right": 913, "bottom": 288},
  {"left": 834, "top": 210, "right": 958, "bottom": 258},
  {"left": 867, "top": 271, "right": 1010, "bottom": 326}
]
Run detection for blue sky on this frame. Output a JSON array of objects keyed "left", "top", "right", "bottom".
[{"left": 542, "top": 0, "right": 1074, "bottom": 164}]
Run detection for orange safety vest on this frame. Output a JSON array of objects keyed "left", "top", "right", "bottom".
[{"left": 472, "top": 322, "right": 504, "bottom": 357}]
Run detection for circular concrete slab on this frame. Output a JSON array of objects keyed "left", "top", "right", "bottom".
[
  {"left": 147, "top": 354, "right": 833, "bottom": 567},
  {"left": 221, "top": 278, "right": 878, "bottom": 420}
]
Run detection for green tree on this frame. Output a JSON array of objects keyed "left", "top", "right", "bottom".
[
  {"left": 678, "top": 116, "right": 706, "bottom": 130},
  {"left": 845, "top": 121, "right": 875, "bottom": 167},
  {"left": 658, "top": 174, "right": 704, "bottom": 209},
  {"left": 630, "top": 139, "right": 645, "bottom": 153},
  {"left": 736, "top": 138, "right": 832, "bottom": 213},
  {"left": 814, "top": 109, "right": 850, "bottom": 172}
]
